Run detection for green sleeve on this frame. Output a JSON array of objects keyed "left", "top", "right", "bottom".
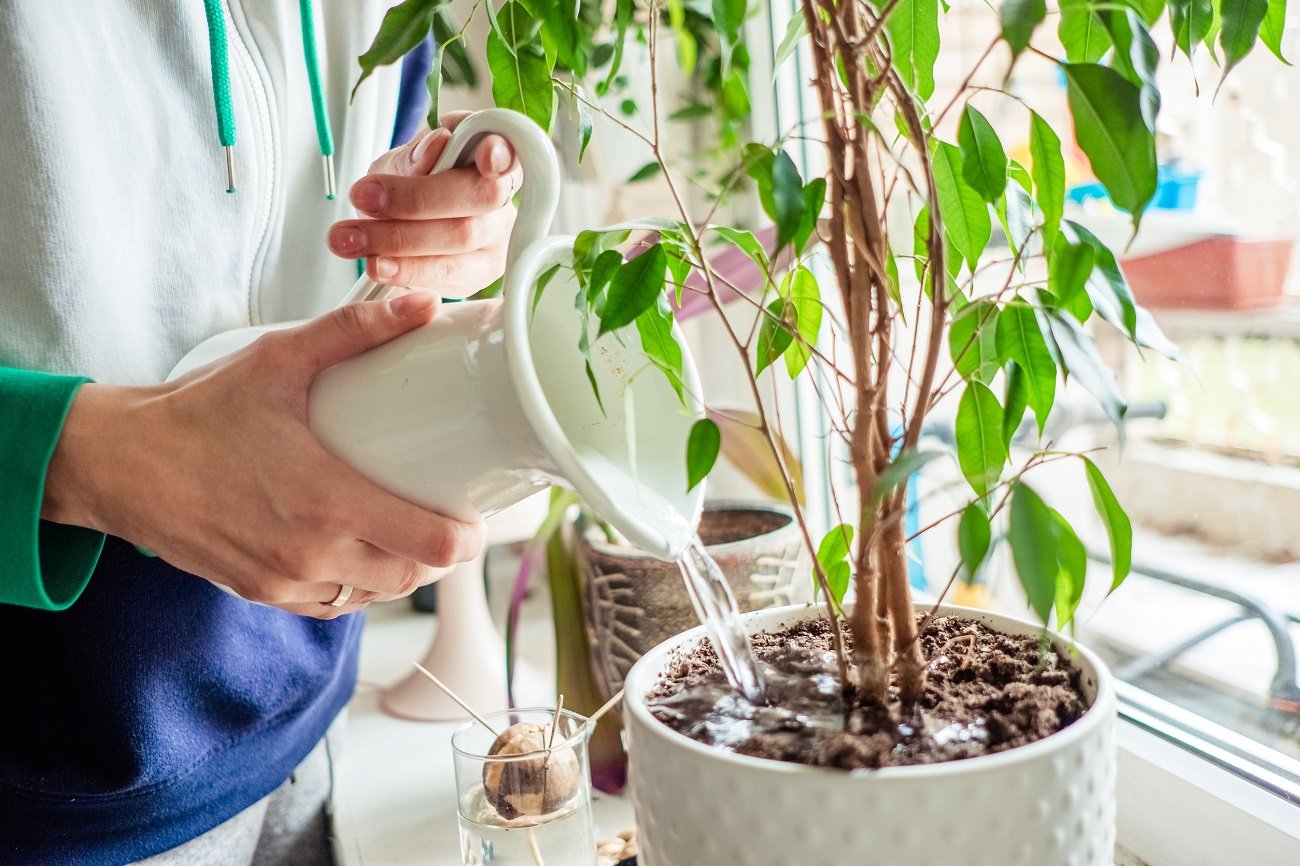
[{"left": 0, "top": 367, "right": 106, "bottom": 610}]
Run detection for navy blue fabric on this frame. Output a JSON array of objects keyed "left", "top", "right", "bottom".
[
  {"left": 0, "top": 536, "right": 362, "bottom": 865},
  {"left": 391, "top": 36, "right": 435, "bottom": 148}
]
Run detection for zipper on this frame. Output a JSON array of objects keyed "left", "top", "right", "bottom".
[{"left": 223, "top": 0, "right": 279, "bottom": 327}]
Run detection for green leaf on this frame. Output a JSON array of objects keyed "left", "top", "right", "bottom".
[
  {"left": 996, "top": 301, "right": 1057, "bottom": 435},
  {"left": 958, "top": 503, "right": 992, "bottom": 583},
  {"left": 486, "top": 4, "right": 555, "bottom": 131},
  {"left": 949, "top": 299, "right": 1002, "bottom": 384},
  {"left": 1083, "top": 457, "right": 1133, "bottom": 594},
  {"left": 1029, "top": 112, "right": 1065, "bottom": 244},
  {"left": 1048, "top": 233, "right": 1096, "bottom": 307},
  {"left": 1220, "top": 0, "right": 1269, "bottom": 73},
  {"left": 785, "top": 266, "right": 823, "bottom": 377},
  {"left": 573, "top": 86, "right": 595, "bottom": 163},
  {"left": 710, "top": 226, "right": 770, "bottom": 270},
  {"left": 686, "top": 418, "right": 721, "bottom": 492},
  {"left": 825, "top": 561, "right": 851, "bottom": 607},
  {"left": 958, "top": 105, "right": 1008, "bottom": 204},
  {"left": 530, "top": 263, "right": 563, "bottom": 319},
  {"left": 1171, "top": 0, "right": 1216, "bottom": 57},
  {"left": 874, "top": 449, "right": 944, "bottom": 504},
  {"left": 585, "top": 359, "right": 605, "bottom": 415},
  {"left": 756, "top": 298, "right": 795, "bottom": 375},
  {"left": 997, "top": 184, "right": 1034, "bottom": 260},
  {"left": 1008, "top": 158, "right": 1033, "bottom": 194},
  {"left": 1003, "top": 361, "right": 1030, "bottom": 446},
  {"left": 533, "top": 0, "right": 586, "bottom": 76},
  {"left": 1002, "top": 0, "right": 1048, "bottom": 56},
  {"left": 599, "top": 245, "right": 667, "bottom": 335},
  {"left": 1261, "top": 0, "right": 1291, "bottom": 62},
  {"left": 1043, "top": 310, "right": 1128, "bottom": 427},
  {"left": 434, "top": 12, "right": 478, "bottom": 87},
  {"left": 773, "top": 13, "right": 809, "bottom": 75},
  {"left": 629, "top": 161, "right": 663, "bottom": 183},
  {"left": 931, "top": 141, "right": 992, "bottom": 272},
  {"left": 1062, "top": 63, "right": 1157, "bottom": 230},
  {"left": 796, "top": 178, "right": 827, "bottom": 253},
  {"left": 770, "top": 151, "right": 806, "bottom": 249},
  {"left": 354, "top": 0, "right": 441, "bottom": 98},
  {"left": 1059, "top": 0, "right": 1114, "bottom": 62},
  {"left": 955, "top": 381, "right": 1008, "bottom": 496},
  {"left": 599, "top": 0, "right": 634, "bottom": 96},
  {"left": 816, "top": 523, "right": 854, "bottom": 571},
  {"left": 636, "top": 299, "right": 685, "bottom": 403},
  {"left": 1106, "top": 12, "right": 1162, "bottom": 129},
  {"left": 1009, "top": 483, "right": 1057, "bottom": 624},
  {"left": 587, "top": 249, "right": 624, "bottom": 311},
  {"left": 1050, "top": 508, "right": 1088, "bottom": 627},
  {"left": 713, "top": 0, "right": 748, "bottom": 42},
  {"left": 882, "top": 0, "right": 941, "bottom": 99}
]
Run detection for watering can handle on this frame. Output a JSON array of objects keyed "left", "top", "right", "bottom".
[{"left": 338, "top": 109, "right": 562, "bottom": 307}]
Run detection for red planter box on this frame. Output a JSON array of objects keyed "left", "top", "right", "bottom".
[{"left": 1120, "top": 236, "right": 1294, "bottom": 310}]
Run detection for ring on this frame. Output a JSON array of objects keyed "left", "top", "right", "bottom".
[{"left": 326, "top": 584, "right": 354, "bottom": 608}]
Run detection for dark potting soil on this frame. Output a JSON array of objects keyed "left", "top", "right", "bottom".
[{"left": 647, "top": 615, "right": 1088, "bottom": 770}]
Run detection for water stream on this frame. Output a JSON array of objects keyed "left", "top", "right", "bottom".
[{"left": 676, "top": 536, "right": 766, "bottom": 702}]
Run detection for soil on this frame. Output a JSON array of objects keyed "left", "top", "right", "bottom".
[{"left": 647, "top": 614, "right": 1089, "bottom": 770}]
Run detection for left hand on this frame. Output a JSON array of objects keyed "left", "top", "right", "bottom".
[{"left": 327, "top": 111, "right": 522, "bottom": 297}]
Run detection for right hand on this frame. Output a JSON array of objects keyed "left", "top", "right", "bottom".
[{"left": 41, "top": 292, "right": 486, "bottom": 618}]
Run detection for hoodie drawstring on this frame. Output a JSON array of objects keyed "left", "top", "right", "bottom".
[{"left": 200, "top": 0, "right": 337, "bottom": 198}]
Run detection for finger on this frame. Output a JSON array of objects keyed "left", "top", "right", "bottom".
[
  {"left": 368, "top": 127, "right": 450, "bottom": 177},
  {"left": 328, "top": 208, "right": 515, "bottom": 259},
  {"left": 366, "top": 248, "right": 509, "bottom": 297},
  {"left": 275, "top": 293, "right": 439, "bottom": 375},
  {"left": 473, "top": 134, "right": 516, "bottom": 179},
  {"left": 350, "top": 169, "right": 515, "bottom": 220},
  {"left": 439, "top": 110, "right": 473, "bottom": 130}
]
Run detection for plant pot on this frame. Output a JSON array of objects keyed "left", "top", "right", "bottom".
[
  {"left": 579, "top": 501, "right": 812, "bottom": 703},
  {"left": 623, "top": 602, "right": 1117, "bottom": 866},
  {"left": 1120, "top": 235, "right": 1293, "bottom": 310}
]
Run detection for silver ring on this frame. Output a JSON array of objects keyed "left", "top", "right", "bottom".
[{"left": 327, "top": 584, "right": 354, "bottom": 608}]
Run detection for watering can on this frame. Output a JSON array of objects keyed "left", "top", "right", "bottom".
[{"left": 169, "top": 109, "right": 705, "bottom": 560}]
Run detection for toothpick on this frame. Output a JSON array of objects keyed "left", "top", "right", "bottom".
[
  {"left": 527, "top": 827, "right": 546, "bottom": 866},
  {"left": 410, "top": 662, "right": 500, "bottom": 736},
  {"left": 545, "top": 695, "right": 565, "bottom": 752},
  {"left": 587, "top": 688, "right": 625, "bottom": 726}
]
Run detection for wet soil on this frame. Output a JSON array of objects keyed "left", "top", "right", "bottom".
[{"left": 647, "top": 615, "right": 1089, "bottom": 770}]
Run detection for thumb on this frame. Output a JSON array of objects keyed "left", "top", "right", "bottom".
[{"left": 286, "top": 292, "right": 439, "bottom": 375}]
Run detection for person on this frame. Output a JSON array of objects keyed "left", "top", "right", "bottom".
[{"left": 0, "top": 4, "right": 520, "bottom": 864}]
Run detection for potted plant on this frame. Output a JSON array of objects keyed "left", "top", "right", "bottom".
[{"left": 356, "top": 0, "right": 1286, "bottom": 862}]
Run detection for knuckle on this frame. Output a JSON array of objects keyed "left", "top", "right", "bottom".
[
  {"left": 330, "top": 303, "right": 372, "bottom": 342},
  {"left": 450, "top": 217, "right": 479, "bottom": 250},
  {"left": 394, "top": 560, "right": 425, "bottom": 597}
]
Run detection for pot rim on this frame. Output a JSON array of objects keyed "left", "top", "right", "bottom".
[
  {"left": 580, "top": 499, "right": 798, "bottom": 559},
  {"left": 624, "top": 601, "right": 1116, "bottom": 780}
]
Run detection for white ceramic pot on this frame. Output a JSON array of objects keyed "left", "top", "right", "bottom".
[
  {"left": 169, "top": 110, "right": 704, "bottom": 559},
  {"left": 624, "top": 603, "right": 1117, "bottom": 866}
]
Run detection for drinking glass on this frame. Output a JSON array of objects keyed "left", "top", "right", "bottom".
[{"left": 452, "top": 708, "right": 597, "bottom": 866}]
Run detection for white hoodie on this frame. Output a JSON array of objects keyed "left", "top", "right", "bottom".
[{"left": 0, "top": 0, "right": 405, "bottom": 385}]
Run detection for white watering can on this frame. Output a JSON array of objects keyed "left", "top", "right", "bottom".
[{"left": 170, "top": 109, "right": 705, "bottom": 560}]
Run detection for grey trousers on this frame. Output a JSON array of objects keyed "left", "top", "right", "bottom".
[{"left": 130, "top": 720, "right": 343, "bottom": 866}]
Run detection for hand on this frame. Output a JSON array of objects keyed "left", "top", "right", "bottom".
[
  {"left": 327, "top": 111, "right": 522, "bottom": 297},
  {"left": 42, "top": 293, "right": 486, "bottom": 618}
]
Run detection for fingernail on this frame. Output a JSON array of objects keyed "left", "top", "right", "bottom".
[
  {"left": 488, "top": 142, "right": 512, "bottom": 176},
  {"left": 350, "top": 180, "right": 387, "bottom": 215},
  {"left": 328, "top": 225, "right": 365, "bottom": 255},
  {"left": 412, "top": 128, "right": 449, "bottom": 165},
  {"left": 374, "top": 257, "right": 399, "bottom": 280},
  {"left": 390, "top": 291, "right": 437, "bottom": 318}
]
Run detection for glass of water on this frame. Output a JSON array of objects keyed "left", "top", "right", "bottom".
[{"left": 451, "top": 707, "right": 597, "bottom": 866}]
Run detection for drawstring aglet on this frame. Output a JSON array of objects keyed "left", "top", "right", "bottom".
[
  {"left": 322, "top": 154, "right": 337, "bottom": 200},
  {"left": 224, "top": 145, "right": 237, "bottom": 194}
]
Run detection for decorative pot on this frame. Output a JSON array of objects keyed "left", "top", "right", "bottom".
[
  {"left": 1120, "top": 234, "right": 1293, "bottom": 310},
  {"left": 624, "top": 603, "right": 1117, "bottom": 866},
  {"left": 579, "top": 501, "right": 811, "bottom": 702},
  {"left": 167, "top": 109, "right": 705, "bottom": 560}
]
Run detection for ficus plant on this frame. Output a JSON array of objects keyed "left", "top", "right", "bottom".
[{"left": 357, "top": 0, "right": 1287, "bottom": 714}]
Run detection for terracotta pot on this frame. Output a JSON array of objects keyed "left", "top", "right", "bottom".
[
  {"left": 1120, "top": 235, "right": 1293, "bottom": 310},
  {"left": 578, "top": 501, "right": 812, "bottom": 703},
  {"left": 624, "top": 602, "right": 1117, "bottom": 866}
]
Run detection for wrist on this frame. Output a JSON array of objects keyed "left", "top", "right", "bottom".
[{"left": 42, "top": 382, "right": 141, "bottom": 533}]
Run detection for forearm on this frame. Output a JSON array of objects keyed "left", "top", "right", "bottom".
[{"left": 0, "top": 366, "right": 106, "bottom": 610}]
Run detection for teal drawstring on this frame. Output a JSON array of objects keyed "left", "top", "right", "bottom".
[
  {"left": 297, "top": 0, "right": 338, "bottom": 199},
  {"left": 201, "top": 0, "right": 237, "bottom": 193},
  {"left": 200, "top": 0, "right": 338, "bottom": 199}
]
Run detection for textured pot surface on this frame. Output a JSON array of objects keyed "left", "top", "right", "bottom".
[
  {"left": 624, "top": 603, "right": 1117, "bottom": 866},
  {"left": 580, "top": 502, "right": 811, "bottom": 701}
]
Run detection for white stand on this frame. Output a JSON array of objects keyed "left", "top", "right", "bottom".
[{"left": 380, "top": 494, "right": 551, "bottom": 722}]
